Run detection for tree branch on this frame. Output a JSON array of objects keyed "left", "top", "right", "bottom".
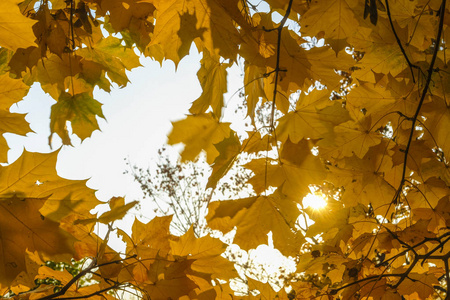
[{"left": 393, "top": 0, "right": 446, "bottom": 204}]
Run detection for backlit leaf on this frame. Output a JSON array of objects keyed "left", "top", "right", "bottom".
[{"left": 0, "top": 0, "right": 37, "bottom": 51}]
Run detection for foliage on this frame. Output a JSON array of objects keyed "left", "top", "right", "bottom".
[{"left": 0, "top": 0, "right": 449, "bottom": 299}]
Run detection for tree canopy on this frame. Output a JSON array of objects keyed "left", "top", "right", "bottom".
[{"left": 1, "top": 0, "right": 450, "bottom": 299}]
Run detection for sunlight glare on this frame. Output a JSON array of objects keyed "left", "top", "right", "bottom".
[{"left": 303, "top": 193, "right": 327, "bottom": 210}]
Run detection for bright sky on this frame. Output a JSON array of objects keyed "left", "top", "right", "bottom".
[{"left": 7, "top": 52, "right": 202, "bottom": 200}]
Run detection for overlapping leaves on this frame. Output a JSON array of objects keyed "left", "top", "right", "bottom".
[{"left": 0, "top": 0, "right": 449, "bottom": 299}]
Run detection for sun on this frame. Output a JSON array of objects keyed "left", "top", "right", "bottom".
[{"left": 302, "top": 193, "right": 327, "bottom": 210}]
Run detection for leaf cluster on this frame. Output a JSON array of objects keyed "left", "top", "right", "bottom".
[{"left": 0, "top": 0, "right": 450, "bottom": 299}]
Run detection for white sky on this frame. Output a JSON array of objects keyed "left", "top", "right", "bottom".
[{"left": 7, "top": 52, "right": 201, "bottom": 201}]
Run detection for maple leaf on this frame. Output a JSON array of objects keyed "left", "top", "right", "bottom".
[
  {"left": 0, "top": 73, "right": 30, "bottom": 108},
  {"left": 33, "top": 4, "right": 67, "bottom": 57},
  {"left": 150, "top": 0, "right": 205, "bottom": 64},
  {"left": 151, "top": 0, "right": 243, "bottom": 62},
  {"left": 244, "top": 64, "right": 267, "bottom": 124},
  {"left": 319, "top": 114, "right": 383, "bottom": 159},
  {"left": 397, "top": 272, "right": 440, "bottom": 299},
  {"left": 422, "top": 95, "right": 450, "bottom": 160},
  {"left": 276, "top": 89, "right": 350, "bottom": 143},
  {"left": 0, "top": 111, "right": 31, "bottom": 163},
  {"left": 0, "top": 150, "right": 102, "bottom": 288},
  {"left": 95, "top": 0, "right": 155, "bottom": 33},
  {"left": 94, "top": 0, "right": 156, "bottom": 52},
  {"left": 0, "top": 150, "right": 100, "bottom": 220},
  {"left": 120, "top": 216, "right": 173, "bottom": 258},
  {"left": 1, "top": 0, "right": 449, "bottom": 299},
  {"left": 190, "top": 50, "right": 230, "bottom": 117},
  {"left": 241, "top": 14, "right": 353, "bottom": 93},
  {"left": 168, "top": 113, "right": 232, "bottom": 164},
  {"left": 76, "top": 36, "right": 141, "bottom": 87},
  {"left": 300, "top": 0, "right": 360, "bottom": 54},
  {"left": 245, "top": 138, "right": 326, "bottom": 197},
  {"left": 0, "top": 73, "right": 32, "bottom": 163},
  {"left": 74, "top": 197, "right": 138, "bottom": 225},
  {"left": 50, "top": 92, "right": 105, "bottom": 144},
  {"left": 0, "top": 0, "right": 37, "bottom": 51},
  {"left": 0, "top": 195, "right": 77, "bottom": 288},
  {"left": 327, "top": 142, "right": 399, "bottom": 207},
  {"left": 170, "top": 227, "right": 237, "bottom": 280},
  {"left": 207, "top": 133, "right": 241, "bottom": 189},
  {"left": 34, "top": 53, "right": 83, "bottom": 99},
  {"left": 207, "top": 190, "right": 305, "bottom": 256}
]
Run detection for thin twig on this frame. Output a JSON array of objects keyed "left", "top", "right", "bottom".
[
  {"left": 269, "top": 0, "right": 294, "bottom": 128},
  {"left": 385, "top": 0, "right": 418, "bottom": 83}
]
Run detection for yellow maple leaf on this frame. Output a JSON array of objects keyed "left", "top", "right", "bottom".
[
  {"left": 168, "top": 113, "right": 232, "bottom": 164},
  {"left": 300, "top": 0, "right": 360, "bottom": 54},
  {"left": 76, "top": 36, "right": 141, "bottom": 87},
  {"left": 120, "top": 216, "right": 173, "bottom": 257},
  {"left": 0, "top": 195, "right": 77, "bottom": 288},
  {"left": 319, "top": 114, "right": 382, "bottom": 159},
  {"left": 244, "top": 64, "right": 267, "bottom": 124},
  {"left": 0, "top": 110, "right": 31, "bottom": 163},
  {"left": 207, "top": 190, "right": 304, "bottom": 256},
  {"left": 74, "top": 197, "right": 138, "bottom": 225},
  {"left": 190, "top": 50, "right": 230, "bottom": 117},
  {"left": 246, "top": 138, "right": 326, "bottom": 197},
  {"left": 276, "top": 89, "right": 350, "bottom": 143},
  {"left": 150, "top": 0, "right": 205, "bottom": 64},
  {"left": 151, "top": 0, "right": 243, "bottom": 62},
  {"left": 50, "top": 92, "right": 105, "bottom": 144},
  {"left": 170, "top": 227, "right": 237, "bottom": 280},
  {"left": 207, "top": 133, "right": 241, "bottom": 189},
  {"left": 0, "top": 0, "right": 37, "bottom": 51},
  {"left": 0, "top": 150, "right": 100, "bottom": 221}
]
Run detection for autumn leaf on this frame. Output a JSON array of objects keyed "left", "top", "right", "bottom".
[
  {"left": 0, "top": 110, "right": 31, "bottom": 163},
  {"left": 0, "top": 195, "right": 77, "bottom": 287},
  {"left": 0, "top": 73, "right": 32, "bottom": 162},
  {"left": 300, "top": 0, "right": 360, "bottom": 54},
  {"left": 276, "top": 89, "right": 350, "bottom": 143},
  {"left": 245, "top": 138, "right": 326, "bottom": 197},
  {"left": 244, "top": 64, "right": 267, "bottom": 124},
  {"left": 319, "top": 114, "right": 383, "bottom": 159},
  {"left": 95, "top": 0, "right": 155, "bottom": 33},
  {"left": 168, "top": 113, "right": 232, "bottom": 164},
  {"left": 170, "top": 227, "right": 237, "bottom": 280},
  {"left": 0, "top": 0, "right": 37, "bottom": 51},
  {"left": 207, "top": 133, "right": 241, "bottom": 189},
  {"left": 150, "top": 0, "right": 205, "bottom": 64},
  {"left": 207, "top": 190, "right": 304, "bottom": 256},
  {"left": 74, "top": 197, "right": 138, "bottom": 225},
  {"left": 422, "top": 95, "right": 450, "bottom": 160},
  {"left": 120, "top": 215, "right": 173, "bottom": 257},
  {"left": 0, "top": 150, "right": 100, "bottom": 219},
  {"left": 0, "top": 73, "right": 30, "bottom": 109},
  {"left": 190, "top": 50, "right": 230, "bottom": 117},
  {"left": 50, "top": 92, "right": 104, "bottom": 144},
  {"left": 76, "top": 36, "right": 141, "bottom": 87}
]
